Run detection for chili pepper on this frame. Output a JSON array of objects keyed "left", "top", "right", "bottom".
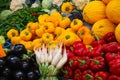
[
  {"left": 91, "top": 45, "right": 104, "bottom": 57},
  {"left": 109, "top": 58, "right": 120, "bottom": 76},
  {"left": 62, "top": 66, "right": 73, "bottom": 79},
  {"left": 68, "top": 56, "right": 79, "bottom": 70},
  {"left": 103, "top": 43, "right": 118, "bottom": 53},
  {"left": 74, "top": 69, "right": 82, "bottom": 80},
  {"left": 95, "top": 71, "right": 109, "bottom": 80},
  {"left": 103, "top": 32, "right": 116, "bottom": 43},
  {"left": 77, "top": 56, "right": 90, "bottom": 71},
  {"left": 108, "top": 75, "right": 120, "bottom": 80},
  {"left": 31, "top": 12, "right": 39, "bottom": 16},
  {"left": 92, "top": 34, "right": 105, "bottom": 47},
  {"left": 73, "top": 41, "right": 85, "bottom": 49},
  {"left": 105, "top": 52, "right": 120, "bottom": 62},
  {"left": 90, "top": 56, "right": 106, "bottom": 72},
  {"left": 82, "top": 69, "right": 94, "bottom": 80},
  {"left": 74, "top": 47, "right": 85, "bottom": 56}
]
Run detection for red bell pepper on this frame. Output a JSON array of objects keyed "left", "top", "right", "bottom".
[
  {"left": 82, "top": 69, "right": 94, "bottom": 80},
  {"left": 68, "top": 56, "right": 79, "bottom": 70},
  {"left": 103, "top": 32, "right": 116, "bottom": 43},
  {"left": 82, "top": 48, "right": 92, "bottom": 57},
  {"left": 109, "top": 58, "right": 120, "bottom": 76},
  {"left": 62, "top": 66, "right": 73, "bottom": 79},
  {"left": 105, "top": 52, "right": 120, "bottom": 62},
  {"left": 77, "top": 56, "right": 90, "bottom": 71},
  {"left": 92, "top": 39, "right": 105, "bottom": 47},
  {"left": 117, "top": 43, "right": 120, "bottom": 52},
  {"left": 74, "top": 47, "right": 85, "bottom": 56},
  {"left": 108, "top": 75, "right": 120, "bottom": 80},
  {"left": 74, "top": 69, "right": 82, "bottom": 80},
  {"left": 73, "top": 41, "right": 85, "bottom": 49},
  {"left": 103, "top": 43, "right": 118, "bottom": 53},
  {"left": 90, "top": 56, "right": 106, "bottom": 72},
  {"left": 91, "top": 45, "right": 104, "bottom": 57},
  {"left": 95, "top": 71, "right": 109, "bottom": 80},
  {"left": 66, "top": 48, "right": 75, "bottom": 59},
  {"left": 92, "top": 34, "right": 105, "bottom": 47}
]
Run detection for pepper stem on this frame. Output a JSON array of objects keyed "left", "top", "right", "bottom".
[
  {"left": 94, "top": 34, "right": 100, "bottom": 41},
  {"left": 69, "top": 60, "right": 73, "bottom": 66},
  {"left": 85, "top": 74, "right": 93, "bottom": 80},
  {"left": 98, "top": 77, "right": 103, "bottom": 80},
  {"left": 93, "top": 60, "right": 100, "bottom": 64},
  {"left": 77, "top": 59, "right": 86, "bottom": 65},
  {"left": 62, "top": 70, "right": 68, "bottom": 74}
]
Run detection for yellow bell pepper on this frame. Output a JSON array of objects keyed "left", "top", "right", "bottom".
[
  {"left": 26, "top": 22, "right": 39, "bottom": 35},
  {"left": 11, "top": 36, "right": 21, "bottom": 44},
  {"left": 42, "top": 33, "right": 54, "bottom": 44},
  {"left": 59, "top": 17, "right": 71, "bottom": 28},
  {"left": 24, "top": 41, "right": 33, "bottom": 50},
  {"left": 83, "top": 33, "right": 95, "bottom": 45},
  {"left": 20, "top": 29, "right": 32, "bottom": 41},
  {"left": 50, "top": 11, "right": 62, "bottom": 21},
  {"left": 44, "top": 22, "right": 55, "bottom": 33},
  {"left": 77, "top": 26, "right": 91, "bottom": 39},
  {"left": 38, "top": 14, "right": 49, "bottom": 25},
  {"left": 58, "top": 31, "right": 81, "bottom": 46},
  {"left": 61, "top": 2, "right": 73, "bottom": 13},
  {"left": 45, "top": 16, "right": 59, "bottom": 27},
  {"left": 35, "top": 25, "right": 45, "bottom": 37},
  {"left": 32, "top": 38, "right": 43, "bottom": 49},
  {"left": 7, "top": 29, "right": 19, "bottom": 40},
  {"left": 54, "top": 27, "right": 65, "bottom": 37},
  {"left": 70, "top": 19, "right": 83, "bottom": 32}
]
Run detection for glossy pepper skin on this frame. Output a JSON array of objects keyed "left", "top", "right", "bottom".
[
  {"left": 90, "top": 56, "right": 106, "bottom": 72},
  {"left": 11, "top": 44, "right": 27, "bottom": 57},
  {"left": 103, "top": 43, "right": 118, "bottom": 53},
  {"left": 78, "top": 56, "right": 90, "bottom": 71},
  {"left": 66, "top": 48, "right": 75, "bottom": 59},
  {"left": 62, "top": 66, "right": 73, "bottom": 79},
  {"left": 82, "top": 69, "right": 94, "bottom": 80},
  {"left": 108, "top": 75, "right": 120, "bottom": 80},
  {"left": 74, "top": 69, "right": 82, "bottom": 80},
  {"left": 95, "top": 71, "right": 109, "bottom": 80},
  {"left": 109, "top": 58, "right": 120, "bottom": 76},
  {"left": 91, "top": 45, "right": 104, "bottom": 57},
  {"left": 103, "top": 32, "right": 116, "bottom": 43},
  {"left": 68, "top": 56, "right": 79, "bottom": 70},
  {"left": 73, "top": 41, "right": 85, "bottom": 49},
  {"left": 105, "top": 52, "right": 120, "bottom": 62},
  {"left": 92, "top": 39, "right": 105, "bottom": 47},
  {"left": 74, "top": 47, "right": 85, "bottom": 56},
  {"left": 73, "top": 41, "right": 86, "bottom": 56}
]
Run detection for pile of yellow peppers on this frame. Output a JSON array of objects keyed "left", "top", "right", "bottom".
[{"left": 7, "top": 11, "right": 95, "bottom": 50}]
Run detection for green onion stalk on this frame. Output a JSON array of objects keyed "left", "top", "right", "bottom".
[{"left": 34, "top": 43, "right": 68, "bottom": 80}]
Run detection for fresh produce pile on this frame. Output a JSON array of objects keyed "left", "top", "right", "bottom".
[
  {"left": 61, "top": 32, "right": 120, "bottom": 80},
  {"left": 1, "top": 0, "right": 120, "bottom": 80},
  {"left": 0, "top": 44, "right": 40, "bottom": 80}
]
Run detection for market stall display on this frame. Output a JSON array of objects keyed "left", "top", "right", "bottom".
[{"left": 0, "top": 0, "right": 120, "bottom": 80}]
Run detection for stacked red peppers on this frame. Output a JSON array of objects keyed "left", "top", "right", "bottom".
[{"left": 61, "top": 32, "right": 120, "bottom": 80}]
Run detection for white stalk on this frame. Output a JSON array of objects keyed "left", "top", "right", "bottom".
[
  {"left": 39, "top": 48, "right": 45, "bottom": 63},
  {"left": 34, "top": 48, "right": 42, "bottom": 64},
  {"left": 47, "top": 48, "right": 53, "bottom": 63},
  {"left": 51, "top": 43, "right": 63, "bottom": 67},
  {"left": 56, "top": 47, "right": 67, "bottom": 69},
  {"left": 41, "top": 44, "right": 48, "bottom": 63}
]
